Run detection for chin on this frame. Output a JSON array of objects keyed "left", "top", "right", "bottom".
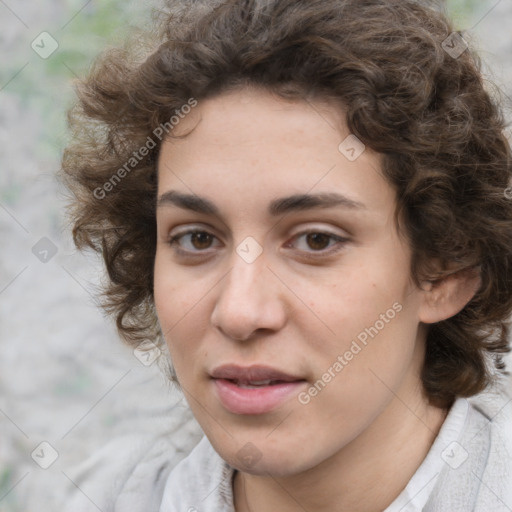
[
  {"left": 219, "top": 440, "right": 314, "bottom": 478},
  {"left": 233, "top": 458, "right": 302, "bottom": 477}
]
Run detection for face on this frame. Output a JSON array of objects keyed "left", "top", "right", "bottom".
[{"left": 154, "top": 87, "right": 428, "bottom": 476}]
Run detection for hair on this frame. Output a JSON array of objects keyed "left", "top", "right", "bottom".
[{"left": 60, "top": 0, "right": 512, "bottom": 408}]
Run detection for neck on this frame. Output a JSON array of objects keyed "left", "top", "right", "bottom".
[{"left": 234, "top": 386, "right": 448, "bottom": 512}]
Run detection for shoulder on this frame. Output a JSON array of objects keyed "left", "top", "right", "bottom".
[
  {"left": 63, "top": 409, "right": 203, "bottom": 512},
  {"left": 470, "top": 390, "right": 512, "bottom": 510},
  {"left": 426, "top": 389, "right": 512, "bottom": 511},
  {"left": 159, "top": 435, "right": 236, "bottom": 512}
]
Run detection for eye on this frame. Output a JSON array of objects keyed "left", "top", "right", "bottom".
[
  {"left": 167, "top": 229, "right": 221, "bottom": 256},
  {"left": 287, "top": 230, "right": 349, "bottom": 256},
  {"left": 166, "top": 228, "right": 349, "bottom": 259}
]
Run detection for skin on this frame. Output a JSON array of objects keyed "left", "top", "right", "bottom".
[{"left": 153, "top": 86, "right": 480, "bottom": 512}]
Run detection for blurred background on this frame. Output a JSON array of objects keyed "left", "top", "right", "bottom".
[{"left": 0, "top": 1, "right": 511, "bottom": 510}]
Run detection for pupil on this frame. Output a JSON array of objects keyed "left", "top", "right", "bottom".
[
  {"left": 192, "top": 232, "right": 211, "bottom": 249},
  {"left": 307, "top": 233, "right": 329, "bottom": 250}
]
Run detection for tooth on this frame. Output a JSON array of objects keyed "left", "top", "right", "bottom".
[{"left": 237, "top": 379, "right": 273, "bottom": 388}]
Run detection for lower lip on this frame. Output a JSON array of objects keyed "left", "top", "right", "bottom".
[{"left": 212, "top": 378, "right": 306, "bottom": 415}]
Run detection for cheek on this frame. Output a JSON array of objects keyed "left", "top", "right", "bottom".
[
  {"left": 154, "top": 251, "right": 200, "bottom": 324},
  {"left": 301, "top": 261, "right": 412, "bottom": 351},
  {"left": 154, "top": 257, "right": 196, "bottom": 356},
  {"left": 294, "top": 309, "right": 420, "bottom": 457},
  {"left": 297, "top": 250, "right": 420, "bottom": 394}
]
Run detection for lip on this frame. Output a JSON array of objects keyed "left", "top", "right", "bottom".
[
  {"left": 210, "top": 364, "right": 307, "bottom": 415},
  {"left": 210, "top": 364, "right": 303, "bottom": 382}
]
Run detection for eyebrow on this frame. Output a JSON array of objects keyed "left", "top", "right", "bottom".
[{"left": 157, "top": 190, "right": 366, "bottom": 217}]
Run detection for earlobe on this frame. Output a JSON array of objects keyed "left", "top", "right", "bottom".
[{"left": 418, "top": 266, "right": 481, "bottom": 324}]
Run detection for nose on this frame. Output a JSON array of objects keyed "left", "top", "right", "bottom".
[{"left": 210, "top": 251, "right": 288, "bottom": 342}]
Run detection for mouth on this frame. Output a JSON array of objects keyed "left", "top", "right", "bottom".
[
  {"left": 210, "top": 364, "right": 307, "bottom": 415},
  {"left": 224, "top": 379, "right": 290, "bottom": 388},
  {"left": 210, "top": 364, "right": 304, "bottom": 382}
]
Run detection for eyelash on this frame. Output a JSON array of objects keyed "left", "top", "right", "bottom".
[{"left": 166, "top": 229, "right": 349, "bottom": 259}]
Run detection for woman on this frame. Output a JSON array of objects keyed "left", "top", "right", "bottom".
[{"left": 61, "top": 0, "right": 512, "bottom": 510}]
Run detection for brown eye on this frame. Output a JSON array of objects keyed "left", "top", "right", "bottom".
[
  {"left": 305, "top": 233, "right": 331, "bottom": 250},
  {"left": 288, "top": 230, "right": 349, "bottom": 258},
  {"left": 167, "top": 230, "right": 220, "bottom": 255},
  {"left": 190, "top": 232, "right": 213, "bottom": 250}
]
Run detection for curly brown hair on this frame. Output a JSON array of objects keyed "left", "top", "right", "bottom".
[{"left": 60, "top": 0, "right": 512, "bottom": 408}]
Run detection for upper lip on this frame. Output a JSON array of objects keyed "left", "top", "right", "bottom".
[{"left": 210, "top": 364, "right": 304, "bottom": 383}]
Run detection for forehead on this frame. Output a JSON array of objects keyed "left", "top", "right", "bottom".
[{"left": 156, "top": 87, "right": 395, "bottom": 224}]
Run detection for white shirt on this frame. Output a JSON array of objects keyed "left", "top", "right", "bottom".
[
  {"left": 386, "top": 397, "right": 469, "bottom": 511},
  {"left": 61, "top": 392, "right": 512, "bottom": 511},
  {"left": 160, "top": 397, "right": 512, "bottom": 511}
]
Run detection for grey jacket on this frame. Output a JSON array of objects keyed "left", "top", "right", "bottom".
[{"left": 64, "top": 392, "right": 512, "bottom": 511}]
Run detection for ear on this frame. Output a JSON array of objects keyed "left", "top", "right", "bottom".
[{"left": 418, "top": 266, "right": 481, "bottom": 324}]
